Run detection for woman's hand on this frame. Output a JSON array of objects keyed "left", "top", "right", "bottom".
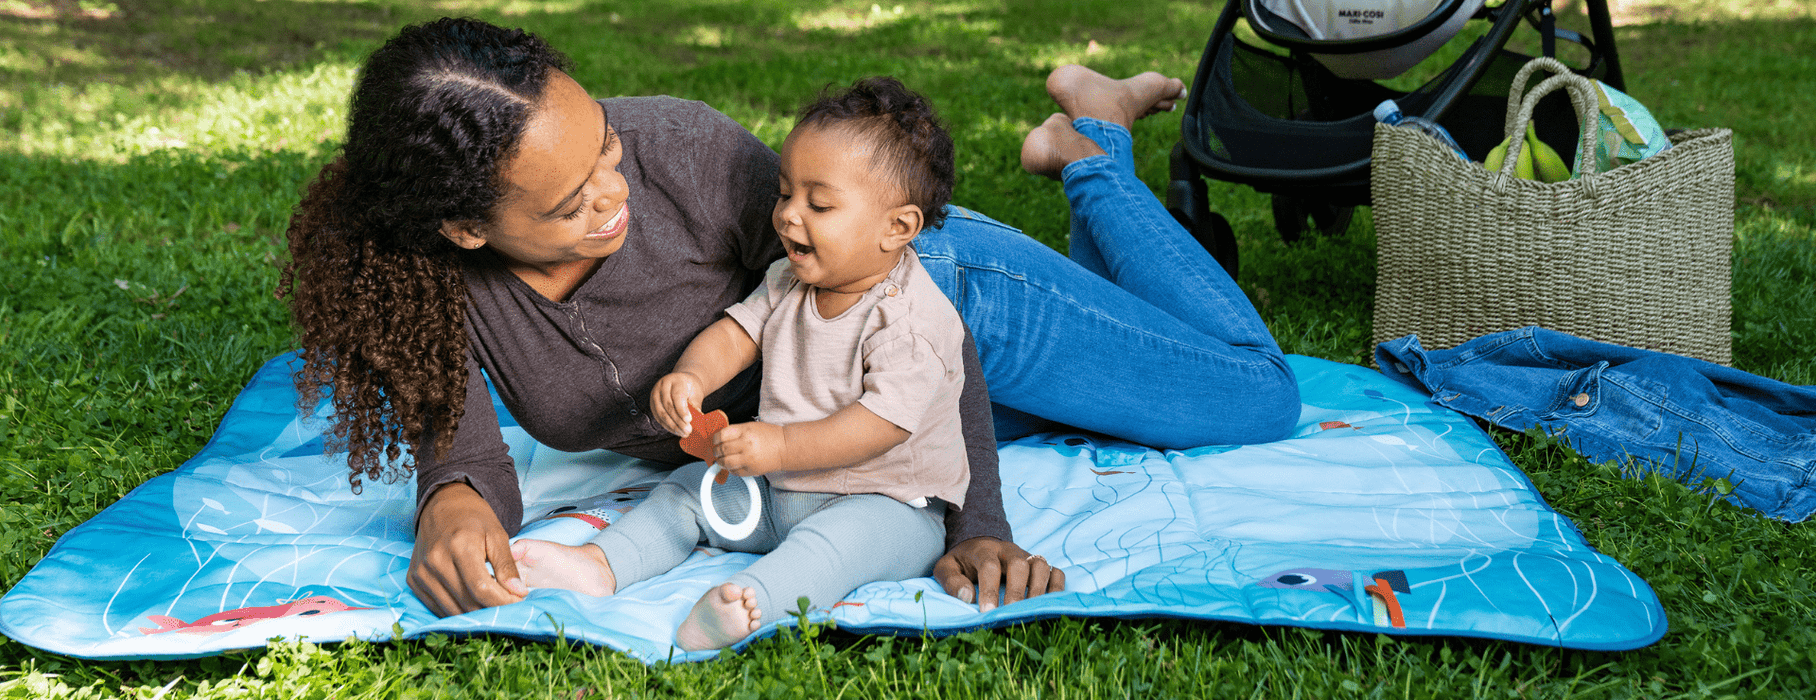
[
  {"left": 713, "top": 421, "right": 788, "bottom": 477},
  {"left": 408, "top": 481, "right": 528, "bottom": 617},
  {"left": 933, "top": 537, "right": 1065, "bottom": 612},
  {"left": 651, "top": 372, "right": 707, "bottom": 436}
]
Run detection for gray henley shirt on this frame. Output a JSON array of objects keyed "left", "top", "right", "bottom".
[{"left": 412, "top": 96, "right": 1009, "bottom": 549}]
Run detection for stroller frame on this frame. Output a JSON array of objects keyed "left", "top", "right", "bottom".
[{"left": 1166, "top": 0, "right": 1626, "bottom": 277}]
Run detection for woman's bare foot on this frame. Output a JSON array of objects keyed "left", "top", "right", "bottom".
[
  {"left": 510, "top": 539, "right": 617, "bottom": 597},
  {"left": 1046, "top": 65, "right": 1187, "bottom": 129},
  {"left": 1021, "top": 113, "right": 1109, "bottom": 180},
  {"left": 675, "top": 582, "right": 763, "bottom": 651}
]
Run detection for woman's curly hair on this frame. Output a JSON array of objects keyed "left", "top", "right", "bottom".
[{"left": 277, "top": 18, "right": 572, "bottom": 492}]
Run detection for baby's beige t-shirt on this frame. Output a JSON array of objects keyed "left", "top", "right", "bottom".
[{"left": 724, "top": 251, "right": 970, "bottom": 508}]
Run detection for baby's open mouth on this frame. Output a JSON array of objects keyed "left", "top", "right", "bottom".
[{"left": 785, "top": 239, "right": 813, "bottom": 257}]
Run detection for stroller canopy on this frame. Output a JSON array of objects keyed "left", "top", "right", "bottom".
[{"left": 1250, "top": 0, "right": 1487, "bottom": 79}]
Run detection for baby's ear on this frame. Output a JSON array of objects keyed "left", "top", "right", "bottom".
[{"left": 881, "top": 204, "right": 923, "bottom": 252}]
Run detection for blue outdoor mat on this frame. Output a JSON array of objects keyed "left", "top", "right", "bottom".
[{"left": 0, "top": 352, "right": 1666, "bottom": 662}]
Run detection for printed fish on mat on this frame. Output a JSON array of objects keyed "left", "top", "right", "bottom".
[
  {"left": 1259, "top": 567, "right": 1411, "bottom": 628},
  {"left": 138, "top": 596, "right": 371, "bottom": 636},
  {"left": 1259, "top": 567, "right": 1354, "bottom": 592}
]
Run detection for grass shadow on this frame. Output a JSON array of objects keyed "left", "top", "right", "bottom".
[{"left": 0, "top": 0, "right": 405, "bottom": 90}]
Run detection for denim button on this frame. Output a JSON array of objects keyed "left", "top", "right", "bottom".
[{"left": 1571, "top": 393, "right": 1590, "bottom": 407}]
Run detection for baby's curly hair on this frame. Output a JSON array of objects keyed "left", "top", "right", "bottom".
[
  {"left": 277, "top": 17, "right": 571, "bottom": 492},
  {"left": 796, "top": 76, "right": 955, "bottom": 230}
]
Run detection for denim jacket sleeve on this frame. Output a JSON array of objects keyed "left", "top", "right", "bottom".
[{"left": 1375, "top": 327, "right": 1816, "bottom": 522}]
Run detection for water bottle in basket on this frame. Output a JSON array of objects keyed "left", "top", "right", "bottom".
[{"left": 1373, "top": 99, "right": 1470, "bottom": 163}]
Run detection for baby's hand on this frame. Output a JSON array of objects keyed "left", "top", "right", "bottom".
[
  {"left": 651, "top": 372, "right": 706, "bottom": 437},
  {"left": 713, "top": 422, "right": 788, "bottom": 477}
]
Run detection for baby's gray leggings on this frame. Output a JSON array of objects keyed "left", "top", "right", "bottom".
[{"left": 588, "top": 461, "right": 946, "bottom": 626}]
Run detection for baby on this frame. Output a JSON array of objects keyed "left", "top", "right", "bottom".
[{"left": 510, "top": 77, "right": 970, "bottom": 651}]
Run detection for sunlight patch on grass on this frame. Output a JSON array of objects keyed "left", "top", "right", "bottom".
[
  {"left": 793, "top": 2, "right": 909, "bottom": 35},
  {"left": 1606, "top": 0, "right": 1813, "bottom": 25},
  {"left": 1733, "top": 208, "right": 1816, "bottom": 247},
  {"left": 6, "top": 62, "right": 355, "bottom": 161},
  {"left": 1775, "top": 163, "right": 1814, "bottom": 187},
  {"left": 429, "top": 0, "right": 590, "bottom": 16},
  {"left": 20, "top": 42, "right": 109, "bottom": 71},
  {"left": 0, "top": 0, "right": 117, "bottom": 20},
  {"left": 680, "top": 24, "right": 731, "bottom": 48},
  {"left": 1034, "top": 38, "right": 1123, "bottom": 70},
  {"left": 935, "top": 0, "right": 1004, "bottom": 34},
  {"left": 0, "top": 43, "right": 81, "bottom": 91}
]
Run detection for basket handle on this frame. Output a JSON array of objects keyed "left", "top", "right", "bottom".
[
  {"left": 1503, "top": 57, "right": 1576, "bottom": 138},
  {"left": 1499, "top": 72, "right": 1603, "bottom": 178}
]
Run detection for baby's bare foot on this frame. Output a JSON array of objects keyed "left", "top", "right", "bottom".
[
  {"left": 1021, "top": 113, "right": 1108, "bottom": 180},
  {"left": 1046, "top": 65, "right": 1187, "bottom": 129},
  {"left": 511, "top": 539, "right": 617, "bottom": 597},
  {"left": 675, "top": 582, "right": 763, "bottom": 651}
]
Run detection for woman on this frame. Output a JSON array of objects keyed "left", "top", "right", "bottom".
[{"left": 281, "top": 18, "right": 1299, "bottom": 618}]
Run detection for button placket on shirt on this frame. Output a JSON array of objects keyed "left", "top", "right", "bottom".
[{"left": 569, "top": 302, "right": 640, "bottom": 418}]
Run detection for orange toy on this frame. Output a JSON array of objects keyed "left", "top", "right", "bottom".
[{"left": 678, "top": 406, "right": 730, "bottom": 480}]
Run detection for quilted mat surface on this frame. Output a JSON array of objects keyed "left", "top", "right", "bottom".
[{"left": 0, "top": 353, "right": 1666, "bottom": 662}]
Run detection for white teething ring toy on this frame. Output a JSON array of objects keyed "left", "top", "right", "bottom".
[{"left": 700, "top": 463, "right": 761, "bottom": 540}]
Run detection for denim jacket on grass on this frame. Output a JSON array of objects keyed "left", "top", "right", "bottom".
[{"left": 1376, "top": 327, "right": 1816, "bottom": 522}]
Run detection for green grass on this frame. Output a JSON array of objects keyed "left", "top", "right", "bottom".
[{"left": 2, "top": 0, "right": 1814, "bottom": 697}]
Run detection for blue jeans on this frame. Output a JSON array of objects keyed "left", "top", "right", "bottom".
[
  {"left": 915, "top": 118, "right": 1299, "bottom": 448},
  {"left": 1377, "top": 327, "right": 1816, "bottom": 521}
]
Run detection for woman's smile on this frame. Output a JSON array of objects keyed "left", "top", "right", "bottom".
[{"left": 589, "top": 203, "right": 630, "bottom": 240}]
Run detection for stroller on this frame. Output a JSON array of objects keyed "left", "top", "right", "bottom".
[{"left": 1166, "top": 0, "right": 1627, "bottom": 277}]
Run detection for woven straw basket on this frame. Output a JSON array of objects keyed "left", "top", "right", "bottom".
[{"left": 1370, "top": 58, "right": 1734, "bottom": 364}]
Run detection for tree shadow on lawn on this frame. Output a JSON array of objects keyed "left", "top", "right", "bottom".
[
  {"left": 7, "top": 0, "right": 1808, "bottom": 214},
  {"left": 1, "top": 0, "right": 1201, "bottom": 195},
  {"left": 1, "top": 0, "right": 1178, "bottom": 93},
  {"left": 0, "top": 0, "right": 407, "bottom": 90},
  {"left": 5, "top": 0, "right": 1807, "bottom": 380}
]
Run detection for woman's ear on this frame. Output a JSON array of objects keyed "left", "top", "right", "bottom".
[
  {"left": 880, "top": 205, "right": 924, "bottom": 252},
  {"left": 438, "top": 220, "right": 485, "bottom": 250}
]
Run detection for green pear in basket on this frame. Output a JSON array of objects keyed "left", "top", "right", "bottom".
[{"left": 1524, "top": 122, "right": 1571, "bottom": 183}]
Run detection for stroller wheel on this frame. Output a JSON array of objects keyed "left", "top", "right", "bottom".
[
  {"left": 1271, "top": 195, "right": 1355, "bottom": 242},
  {"left": 1196, "top": 211, "right": 1237, "bottom": 281},
  {"left": 1167, "top": 191, "right": 1240, "bottom": 281},
  {"left": 1168, "top": 141, "right": 1240, "bottom": 279}
]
